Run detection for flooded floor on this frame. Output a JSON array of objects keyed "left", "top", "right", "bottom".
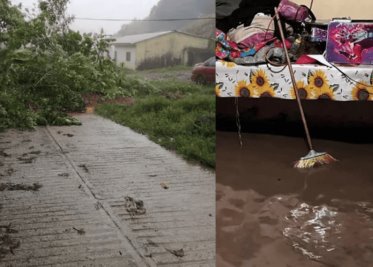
[{"left": 216, "top": 131, "right": 373, "bottom": 267}]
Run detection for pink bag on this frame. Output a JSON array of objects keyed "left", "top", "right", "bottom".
[{"left": 278, "top": 0, "right": 312, "bottom": 22}]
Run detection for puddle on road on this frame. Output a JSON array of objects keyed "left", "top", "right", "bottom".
[{"left": 217, "top": 131, "right": 373, "bottom": 267}]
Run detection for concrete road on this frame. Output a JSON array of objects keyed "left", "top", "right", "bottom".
[{"left": 0, "top": 114, "right": 215, "bottom": 266}]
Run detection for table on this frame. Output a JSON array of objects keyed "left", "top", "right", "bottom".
[{"left": 216, "top": 60, "right": 373, "bottom": 101}]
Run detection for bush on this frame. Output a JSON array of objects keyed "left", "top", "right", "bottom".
[{"left": 0, "top": 0, "right": 153, "bottom": 129}]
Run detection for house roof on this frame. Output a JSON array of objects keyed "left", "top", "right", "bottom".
[
  {"left": 112, "top": 31, "right": 172, "bottom": 45},
  {"left": 112, "top": 30, "right": 211, "bottom": 45}
]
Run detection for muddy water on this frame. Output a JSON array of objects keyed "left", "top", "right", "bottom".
[{"left": 216, "top": 131, "right": 373, "bottom": 267}]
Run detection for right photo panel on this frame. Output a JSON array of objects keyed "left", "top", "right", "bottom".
[{"left": 216, "top": 1, "right": 373, "bottom": 266}]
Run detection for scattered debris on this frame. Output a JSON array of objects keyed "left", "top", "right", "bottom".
[
  {"left": 144, "top": 253, "right": 153, "bottom": 258},
  {"left": 148, "top": 174, "right": 157, "bottom": 177},
  {"left": 124, "top": 196, "right": 146, "bottom": 216},
  {"left": 21, "top": 139, "right": 32, "bottom": 143},
  {"left": 78, "top": 185, "right": 82, "bottom": 189},
  {"left": 147, "top": 239, "right": 158, "bottom": 247},
  {"left": 0, "top": 168, "right": 15, "bottom": 177},
  {"left": 57, "top": 131, "right": 62, "bottom": 134},
  {"left": 94, "top": 201, "right": 103, "bottom": 210},
  {"left": 0, "top": 224, "right": 20, "bottom": 259},
  {"left": 17, "top": 155, "right": 37, "bottom": 164},
  {"left": 63, "top": 133, "right": 74, "bottom": 137},
  {"left": 0, "top": 161, "right": 3, "bottom": 167},
  {"left": 0, "top": 224, "right": 18, "bottom": 234},
  {"left": 119, "top": 251, "right": 122, "bottom": 256},
  {"left": 209, "top": 214, "right": 212, "bottom": 217},
  {"left": 160, "top": 182, "right": 169, "bottom": 190},
  {"left": 0, "top": 183, "right": 42, "bottom": 192},
  {"left": 58, "top": 173, "right": 69, "bottom": 177},
  {"left": 28, "top": 146, "right": 34, "bottom": 150},
  {"left": 6, "top": 168, "right": 14, "bottom": 176},
  {"left": 0, "top": 151, "right": 10, "bottom": 157},
  {"left": 72, "top": 227, "right": 85, "bottom": 235},
  {"left": 166, "top": 248, "right": 185, "bottom": 258},
  {"left": 0, "top": 234, "right": 20, "bottom": 259},
  {"left": 29, "top": 151, "right": 41, "bottom": 155},
  {"left": 78, "top": 164, "right": 89, "bottom": 173}
]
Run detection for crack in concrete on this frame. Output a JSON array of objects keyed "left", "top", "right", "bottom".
[{"left": 45, "top": 126, "right": 153, "bottom": 267}]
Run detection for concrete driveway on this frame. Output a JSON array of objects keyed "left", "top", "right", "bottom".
[{"left": 0, "top": 114, "right": 215, "bottom": 266}]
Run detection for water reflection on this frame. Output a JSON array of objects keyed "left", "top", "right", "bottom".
[
  {"left": 283, "top": 203, "right": 340, "bottom": 260},
  {"left": 217, "top": 132, "right": 373, "bottom": 267}
]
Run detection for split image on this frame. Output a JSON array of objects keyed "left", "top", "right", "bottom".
[{"left": 1, "top": 0, "right": 373, "bottom": 266}]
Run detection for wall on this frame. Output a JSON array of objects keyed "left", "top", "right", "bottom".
[
  {"left": 114, "top": 45, "right": 137, "bottom": 69},
  {"left": 294, "top": 0, "right": 373, "bottom": 20},
  {"left": 135, "top": 32, "right": 210, "bottom": 69}
]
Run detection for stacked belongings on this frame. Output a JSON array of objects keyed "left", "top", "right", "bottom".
[{"left": 216, "top": 0, "right": 326, "bottom": 65}]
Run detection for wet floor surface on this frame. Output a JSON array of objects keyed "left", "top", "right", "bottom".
[
  {"left": 0, "top": 114, "right": 215, "bottom": 266},
  {"left": 216, "top": 131, "right": 373, "bottom": 267}
]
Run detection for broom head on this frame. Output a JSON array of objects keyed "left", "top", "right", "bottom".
[{"left": 294, "top": 150, "right": 337, "bottom": 169}]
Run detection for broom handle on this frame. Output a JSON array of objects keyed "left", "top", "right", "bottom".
[{"left": 274, "top": 8, "right": 314, "bottom": 151}]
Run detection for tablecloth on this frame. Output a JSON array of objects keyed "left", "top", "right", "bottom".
[{"left": 216, "top": 60, "right": 373, "bottom": 101}]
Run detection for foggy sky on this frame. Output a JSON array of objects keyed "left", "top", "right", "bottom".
[{"left": 11, "top": 0, "right": 161, "bottom": 35}]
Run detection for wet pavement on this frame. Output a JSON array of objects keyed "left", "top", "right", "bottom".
[
  {"left": 0, "top": 114, "right": 215, "bottom": 266},
  {"left": 216, "top": 131, "right": 373, "bottom": 267}
]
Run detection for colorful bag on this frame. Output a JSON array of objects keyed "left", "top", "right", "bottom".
[
  {"left": 278, "top": 0, "right": 314, "bottom": 23},
  {"left": 227, "top": 13, "right": 275, "bottom": 48},
  {"left": 326, "top": 20, "right": 373, "bottom": 65}
]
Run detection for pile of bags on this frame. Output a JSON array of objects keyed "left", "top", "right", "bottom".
[{"left": 216, "top": 0, "right": 324, "bottom": 65}]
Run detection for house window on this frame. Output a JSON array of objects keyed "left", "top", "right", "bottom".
[{"left": 126, "top": 52, "right": 131, "bottom": 62}]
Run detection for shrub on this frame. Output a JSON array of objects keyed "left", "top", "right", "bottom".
[{"left": 0, "top": 0, "right": 154, "bottom": 129}]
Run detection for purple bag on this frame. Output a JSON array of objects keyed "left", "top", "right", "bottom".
[
  {"left": 278, "top": 0, "right": 311, "bottom": 22},
  {"left": 326, "top": 21, "right": 373, "bottom": 65}
]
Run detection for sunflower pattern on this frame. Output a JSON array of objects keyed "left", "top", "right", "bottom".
[
  {"left": 307, "top": 70, "right": 335, "bottom": 100},
  {"left": 234, "top": 80, "right": 256, "bottom": 97},
  {"left": 216, "top": 60, "right": 373, "bottom": 101},
  {"left": 248, "top": 69, "right": 275, "bottom": 97},
  {"left": 215, "top": 83, "right": 222, "bottom": 97},
  {"left": 218, "top": 60, "right": 237, "bottom": 68},
  {"left": 290, "top": 81, "right": 316, "bottom": 100},
  {"left": 351, "top": 83, "right": 373, "bottom": 101}
]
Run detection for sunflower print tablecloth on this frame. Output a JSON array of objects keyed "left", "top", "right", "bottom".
[{"left": 216, "top": 60, "right": 373, "bottom": 101}]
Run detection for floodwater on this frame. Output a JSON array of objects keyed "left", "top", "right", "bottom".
[{"left": 216, "top": 131, "right": 373, "bottom": 267}]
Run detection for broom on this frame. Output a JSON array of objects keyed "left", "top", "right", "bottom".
[{"left": 274, "top": 7, "right": 337, "bottom": 168}]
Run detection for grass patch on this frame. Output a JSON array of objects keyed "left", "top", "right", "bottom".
[
  {"left": 96, "top": 80, "right": 215, "bottom": 168},
  {"left": 139, "top": 65, "right": 191, "bottom": 73}
]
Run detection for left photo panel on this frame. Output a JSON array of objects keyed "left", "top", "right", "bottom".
[{"left": 0, "top": 0, "right": 216, "bottom": 266}]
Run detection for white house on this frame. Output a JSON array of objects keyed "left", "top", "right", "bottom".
[{"left": 110, "top": 31, "right": 213, "bottom": 70}]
